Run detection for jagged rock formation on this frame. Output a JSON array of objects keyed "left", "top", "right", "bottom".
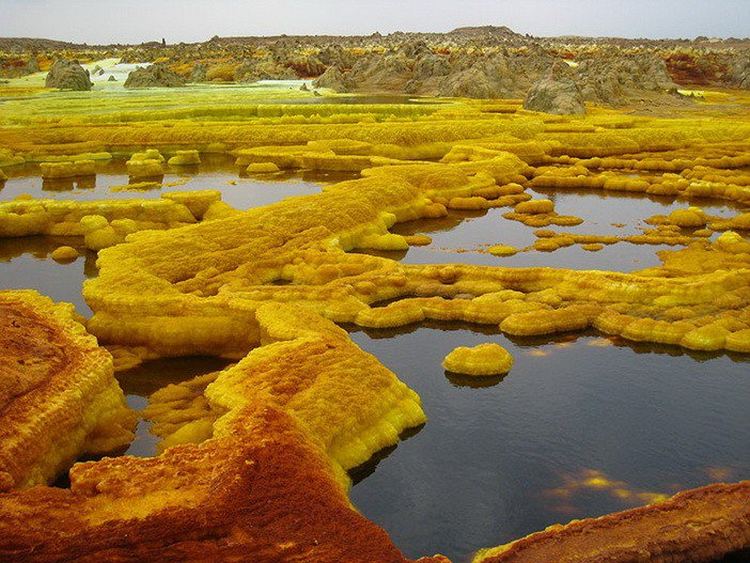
[
  {"left": 325, "top": 45, "right": 554, "bottom": 99},
  {"left": 317, "top": 44, "right": 356, "bottom": 68},
  {"left": 189, "top": 62, "right": 207, "bottom": 82},
  {"left": 44, "top": 59, "right": 92, "bottom": 91},
  {"left": 233, "top": 56, "right": 297, "bottom": 82},
  {"left": 524, "top": 62, "right": 586, "bottom": 115},
  {"left": 0, "top": 54, "right": 40, "bottom": 79},
  {"left": 8, "top": 28, "right": 749, "bottom": 103},
  {"left": 26, "top": 56, "right": 39, "bottom": 73},
  {"left": 731, "top": 55, "right": 750, "bottom": 88},
  {"left": 124, "top": 63, "right": 186, "bottom": 88},
  {"left": 313, "top": 65, "right": 354, "bottom": 91},
  {"left": 577, "top": 52, "right": 678, "bottom": 105},
  {"left": 286, "top": 53, "right": 326, "bottom": 77}
]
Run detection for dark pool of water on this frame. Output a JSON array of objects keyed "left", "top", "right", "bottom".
[
  {"left": 0, "top": 236, "right": 95, "bottom": 315},
  {"left": 116, "top": 357, "right": 231, "bottom": 457},
  {"left": 0, "top": 164, "right": 337, "bottom": 315},
  {"left": 0, "top": 155, "right": 341, "bottom": 210},
  {"left": 347, "top": 324, "right": 750, "bottom": 561},
  {"left": 385, "top": 189, "right": 745, "bottom": 271}
]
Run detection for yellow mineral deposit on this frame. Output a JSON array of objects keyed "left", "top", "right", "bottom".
[
  {"left": 0, "top": 44, "right": 749, "bottom": 561},
  {"left": 442, "top": 343, "right": 514, "bottom": 376},
  {"left": 404, "top": 233, "right": 432, "bottom": 246},
  {"left": 487, "top": 244, "right": 518, "bottom": 256},
  {"left": 167, "top": 149, "right": 201, "bottom": 166},
  {"left": 0, "top": 190, "right": 223, "bottom": 249},
  {"left": 126, "top": 149, "right": 165, "bottom": 178},
  {"left": 504, "top": 197, "right": 584, "bottom": 228},
  {"left": 39, "top": 160, "right": 96, "bottom": 179},
  {"left": 50, "top": 245, "right": 79, "bottom": 262},
  {"left": 246, "top": 161, "right": 281, "bottom": 174}
]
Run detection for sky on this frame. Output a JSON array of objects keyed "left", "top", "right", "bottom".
[{"left": 2, "top": 0, "right": 749, "bottom": 44}]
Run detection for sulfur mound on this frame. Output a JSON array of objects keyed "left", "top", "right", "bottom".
[
  {"left": 44, "top": 59, "right": 92, "bottom": 91},
  {"left": 39, "top": 160, "right": 96, "bottom": 179},
  {"left": 126, "top": 152, "right": 165, "bottom": 178},
  {"left": 0, "top": 290, "right": 135, "bottom": 492},
  {"left": 246, "top": 162, "right": 281, "bottom": 174},
  {"left": 443, "top": 343, "right": 514, "bottom": 376},
  {"left": 488, "top": 244, "right": 518, "bottom": 257},
  {"left": 167, "top": 150, "right": 201, "bottom": 166},
  {"left": 50, "top": 246, "right": 79, "bottom": 262},
  {"left": 124, "top": 63, "right": 187, "bottom": 88},
  {"left": 0, "top": 191, "right": 223, "bottom": 249}
]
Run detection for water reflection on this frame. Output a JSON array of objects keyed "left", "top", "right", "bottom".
[
  {"left": 0, "top": 155, "right": 337, "bottom": 210},
  {"left": 116, "top": 356, "right": 231, "bottom": 457},
  {"left": 0, "top": 167, "right": 334, "bottom": 315},
  {"left": 0, "top": 236, "right": 95, "bottom": 315},
  {"left": 542, "top": 468, "right": 671, "bottom": 516},
  {"left": 347, "top": 325, "right": 750, "bottom": 561}
]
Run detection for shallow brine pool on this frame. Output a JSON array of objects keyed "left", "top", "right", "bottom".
[
  {"left": 347, "top": 325, "right": 750, "bottom": 561},
  {"left": 1, "top": 167, "right": 748, "bottom": 561},
  {"left": 0, "top": 158, "right": 348, "bottom": 313}
]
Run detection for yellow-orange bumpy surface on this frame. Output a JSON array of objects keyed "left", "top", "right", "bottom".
[
  {"left": 0, "top": 290, "right": 135, "bottom": 492},
  {"left": 0, "top": 303, "right": 442, "bottom": 563},
  {"left": 2, "top": 85, "right": 750, "bottom": 561},
  {"left": 442, "top": 343, "right": 514, "bottom": 376}
]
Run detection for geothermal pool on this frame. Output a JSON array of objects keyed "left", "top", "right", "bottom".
[
  {"left": 348, "top": 326, "right": 750, "bottom": 560},
  {"left": 0, "top": 159, "right": 337, "bottom": 313},
  {"left": 1, "top": 165, "right": 748, "bottom": 560}
]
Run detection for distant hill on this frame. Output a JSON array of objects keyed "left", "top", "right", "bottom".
[
  {"left": 449, "top": 26, "right": 522, "bottom": 37},
  {"left": 0, "top": 37, "right": 82, "bottom": 51}
]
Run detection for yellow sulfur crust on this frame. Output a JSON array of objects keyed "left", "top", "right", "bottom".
[{"left": 442, "top": 343, "right": 514, "bottom": 376}]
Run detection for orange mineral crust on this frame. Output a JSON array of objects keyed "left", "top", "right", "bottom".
[
  {"left": 0, "top": 404, "right": 445, "bottom": 563},
  {"left": 0, "top": 290, "right": 135, "bottom": 492},
  {"left": 0, "top": 303, "right": 439, "bottom": 562},
  {"left": 475, "top": 481, "right": 750, "bottom": 563}
]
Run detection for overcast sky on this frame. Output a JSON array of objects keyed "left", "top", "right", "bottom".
[{"left": 2, "top": 0, "right": 748, "bottom": 44}]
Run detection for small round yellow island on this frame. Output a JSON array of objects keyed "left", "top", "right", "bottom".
[
  {"left": 442, "top": 342, "right": 514, "bottom": 376},
  {"left": 50, "top": 245, "right": 79, "bottom": 263}
]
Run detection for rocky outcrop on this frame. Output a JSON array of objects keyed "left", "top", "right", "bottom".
[
  {"left": 731, "top": 55, "right": 750, "bottom": 89},
  {"left": 124, "top": 63, "right": 186, "bottom": 88},
  {"left": 317, "top": 45, "right": 356, "bottom": 69},
  {"left": 524, "top": 62, "right": 586, "bottom": 115},
  {"left": 45, "top": 59, "right": 92, "bottom": 91},
  {"left": 318, "top": 43, "right": 554, "bottom": 99},
  {"left": 312, "top": 65, "right": 354, "bottom": 92},
  {"left": 233, "top": 57, "right": 297, "bottom": 83},
  {"left": 26, "top": 56, "right": 39, "bottom": 73},
  {"left": 577, "top": 52, "right": 677, "bottom": 105},
  {"left": 287, "top": 54, "right": 326, "bottom": 78},
  {"left": 190, "top": 63, "right": 207, "bottom": 82}
]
